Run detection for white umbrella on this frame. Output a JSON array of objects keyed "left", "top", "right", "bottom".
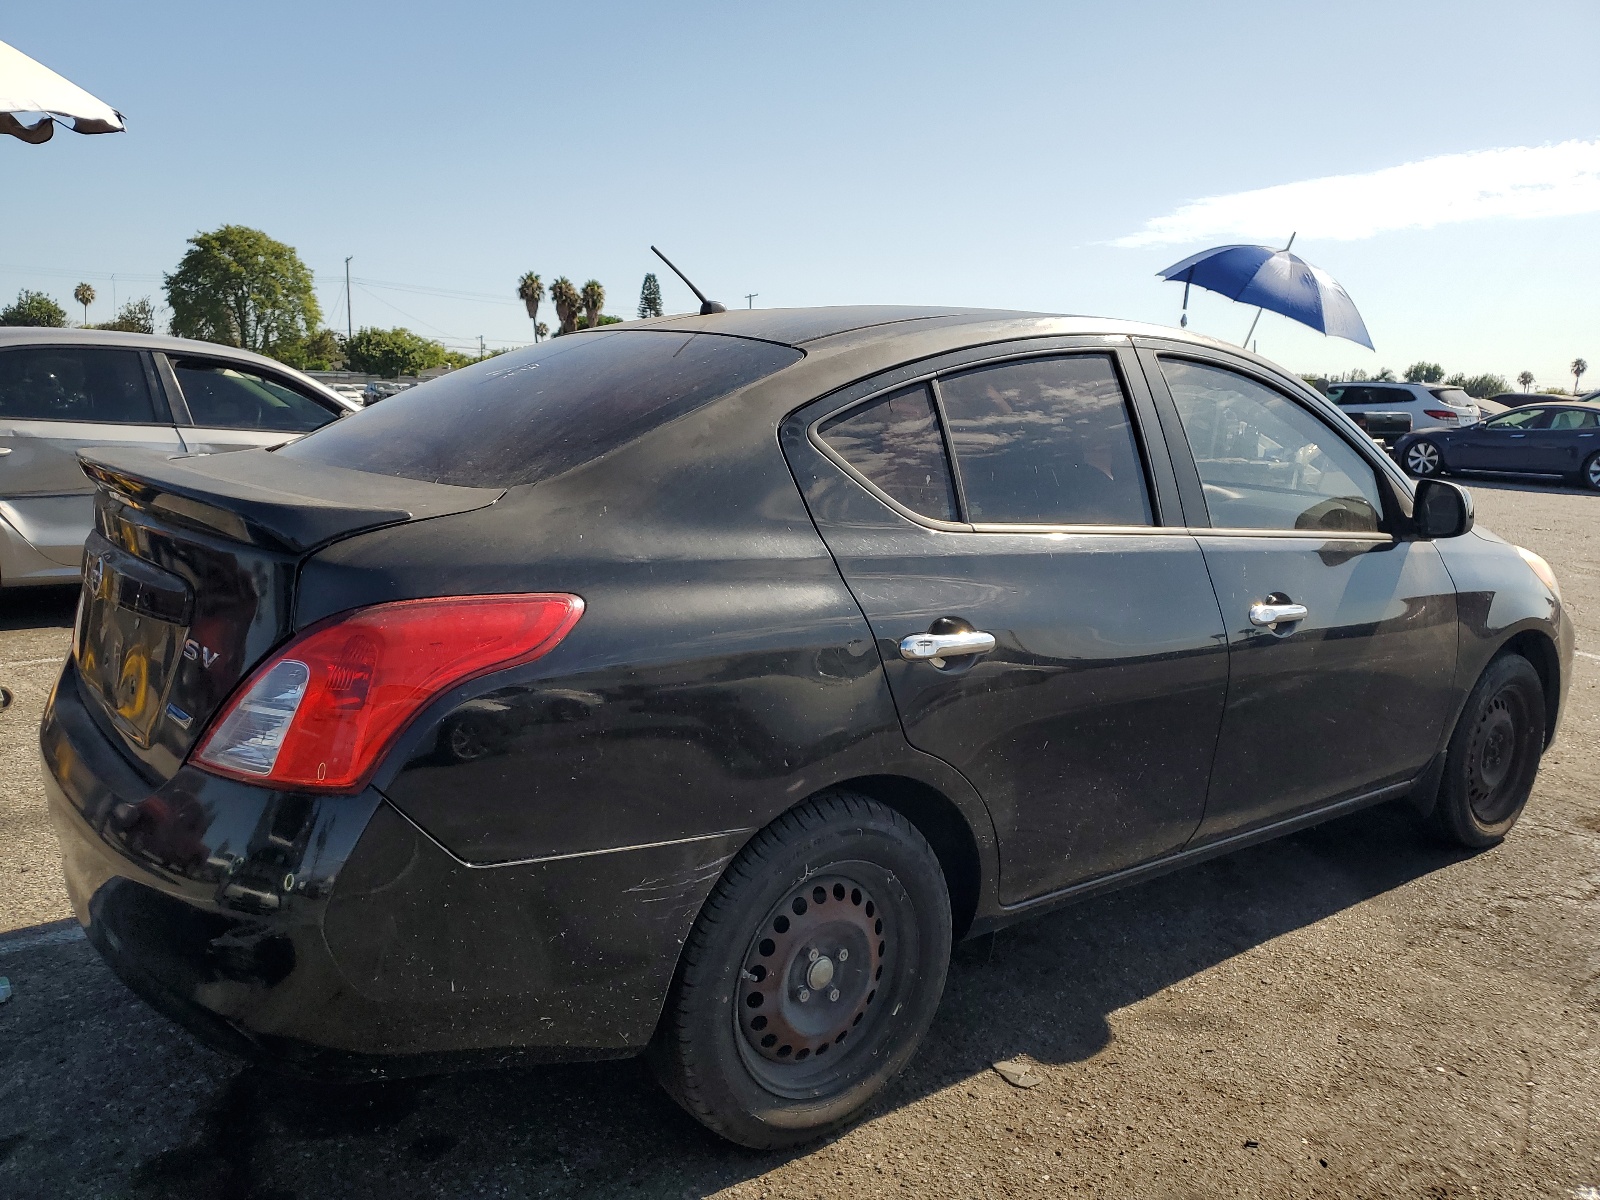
[{"left": 0, "top": 38, "right": 124, "bottom": 144}]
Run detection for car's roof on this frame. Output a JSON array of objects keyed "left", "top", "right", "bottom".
[
  {"left": 0, "top": 326, "right": 351, "bottom": 404},
  {"left": 619, "top": 305, "right": 1267, "bottom": 357}
]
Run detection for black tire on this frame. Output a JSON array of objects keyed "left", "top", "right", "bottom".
[
  {"left": 1582, "top": 450, "right": 1600, "bottom": 492},
  {"left": 649, "top": 791, "right": 952, "bottom": 1148},
  {"left": 1430, "top": 654, "right": 1545, "bottom": 848},
  {"left": 1403, "top": 438, "right": 1444, "bottom": 478}
]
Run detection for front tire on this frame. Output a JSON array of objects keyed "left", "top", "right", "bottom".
[
  {"left": 1430, "top": 654, "right": 1545, "bottom": 848},
  {"left": 1404, "top": 439, "right": 1444, "bottom": 477},
  {"left": 650, "top": 791, "right": 951, "bottom": 1148}
]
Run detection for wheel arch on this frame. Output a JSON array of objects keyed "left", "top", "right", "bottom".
[{"left": 1501, "top": 629, "right": 1561, "bottom": 747}]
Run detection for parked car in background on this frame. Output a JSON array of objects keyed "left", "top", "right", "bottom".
[
  {"left": 1475, "top": 397, "right": 1513, "bottom": 419},
  {"left": 1485, "top": 392, "right": 1574, "bottom": 409},
  {"left": 41, "top": 309, "right": 1571, "bottom": 1148},
  {"left": 362, "top": 380, "right": 413, "bottom": 404},
  {"left": 0, "top": 329, "right": 358, "bottom": 588},
  {"left": 1398, "top": 402, "right": 1600, "bottom": 490},
  {"left": 1325, "top": 381, "right": 1480, "bottom": 431}
]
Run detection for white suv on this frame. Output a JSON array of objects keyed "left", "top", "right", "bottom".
[{"left": 1325, "top": 382, "right": 1481, "bottom": 433}]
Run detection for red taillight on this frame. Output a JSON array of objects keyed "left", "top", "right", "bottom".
[
  {"left": 192, "top": 594, "right": 583, "bottom": 792},
  {"left": 1423, "top": 409, "right": 1457, "bottom": 422}
]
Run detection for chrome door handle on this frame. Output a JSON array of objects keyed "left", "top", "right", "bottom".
[
  {"left": 899, "top": 629, "right": 997, "bottom": 664},
  {"left": 1249, "top": 601, "right": 1308, "bottom": 628},
  {"left": 0, "top": 447, "right": 10, "bottom": 456}
]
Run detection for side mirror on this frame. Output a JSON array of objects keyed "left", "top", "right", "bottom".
[{"left": 1413, "top": 478, "right": 1474, "bottom": 539}]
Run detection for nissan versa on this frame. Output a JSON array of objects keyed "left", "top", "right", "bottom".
[{"left": 41, "top": 308, "right": 1571, "bottom": 1147}]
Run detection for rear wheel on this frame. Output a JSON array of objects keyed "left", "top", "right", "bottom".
[
  {"left": 650, "top": 791, "right": 951, "bottom": 1148},
  {"left": 1430, "top": 654, "right": 1545, "bottom": 848},
  {"left": 1404, "top": 439, "right": 1444, "bottom": 477},
  {"left": 1582, "top": 451, "right": 1600, "bottom": 492}
]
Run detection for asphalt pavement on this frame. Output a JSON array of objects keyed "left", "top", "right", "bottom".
[{"left": 1, "top": 479, "right": 1597, "bottom": 1199}]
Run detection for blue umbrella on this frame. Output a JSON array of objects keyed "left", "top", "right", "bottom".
[{"left": 1159, "top": 237, "right": 1374, "bottom": 350}]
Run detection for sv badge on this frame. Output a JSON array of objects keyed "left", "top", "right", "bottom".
[{"left": 183, "top": 639, "right": 220, "bottom": 668}]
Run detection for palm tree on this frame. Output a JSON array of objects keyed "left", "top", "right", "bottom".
[
  {"left": 516, "top": 273, "right": 543, "bottom": 341},
  {"left": 580, "top": 280, "right": 605, "bottom": 329},
  {"left": 73, "top": 282, "right": 95, "bottom": 325},
  {"left": 1517, "top": 371, "right": 1535, "bottom": 392},
  {"left": 1574, "top": 358, "right": 1589, "bottom": 395},
  {"left": 535, "top": 322, "right": 548, "bottom": 342},
  {"left": 549, "top": 277, "right": 581, "bottom": 335}
]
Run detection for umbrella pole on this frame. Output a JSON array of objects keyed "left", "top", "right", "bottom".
[{"left": 1239, "top": 232, "right": 1295, "bottom": 349}]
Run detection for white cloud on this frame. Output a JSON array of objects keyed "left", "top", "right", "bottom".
[{"left": 1115, "top": 139, "right": 1600, "bottom": 247}]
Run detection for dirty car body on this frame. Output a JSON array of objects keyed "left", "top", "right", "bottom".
[{"left": 41, "top": 309, "right": 1571, "bottom": 1136}]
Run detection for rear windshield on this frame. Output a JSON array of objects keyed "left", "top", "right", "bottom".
[
  {"left": 1428, "top": 387, "right": 1474, "bottom": 407},
  {"left": 279, "top": 330, "right": 802, "bottom": 488}
]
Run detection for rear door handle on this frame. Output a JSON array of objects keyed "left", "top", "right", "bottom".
[
  {"left": 1249, "top": 601, "right": 1308, "bottom": 629},
  {"left": 0, "top": 447, "right": 10, "bottom": 456},
  {"left": 899, "top": 630, "right": 996, "bottom": 664}
]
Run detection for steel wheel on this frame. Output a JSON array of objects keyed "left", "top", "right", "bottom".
[
  {"left": 1405, "top": 440, "right": 1442, "bottom": 477},
  {"left": 650, "top": 792, "right": 951, "bottom": 1148},
  {"left": 1430, "top": 653, "right": 1545, "bottom": 848}
]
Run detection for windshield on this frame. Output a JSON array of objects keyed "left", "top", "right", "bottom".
[{"left": 280, "top": 331, "right": 802, "bottom": 488}]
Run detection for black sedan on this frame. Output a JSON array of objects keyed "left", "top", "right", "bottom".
[
  {"left": 1398, "top": 402, "right": 1600, "bottom": 489},
  {"left": 41, "top": 308, "right": 1572, "bottom": 1148}
]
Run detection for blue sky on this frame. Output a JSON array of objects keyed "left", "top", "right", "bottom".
[{"left": 4, "top": 1, "right": 1598, "bottom": 387}]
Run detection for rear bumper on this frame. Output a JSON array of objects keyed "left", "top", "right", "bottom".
[{"left": 42, "top": 659, "right": 739, "bottom": 1077}]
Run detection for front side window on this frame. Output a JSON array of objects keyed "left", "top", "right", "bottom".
[
  {"left": 1484, "top": 408, "right": 1546, "bottom": 430},
  {"left": 937, "top": 354, "right": 1153, "bottom": 526},
  {"left": 818, "top": 384, "right": 958, "bottom": 521},
  {"left": 172, "top": 359, "right": 337, "bottom": 433},
  {"left": 1160, "top": 358, "right": 1384, "bottom": 534},
  {"left": 0, "top": 347, "right": 157, "bottom": 424}
]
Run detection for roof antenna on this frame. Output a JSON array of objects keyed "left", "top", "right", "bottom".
[{"left": 651, "top": 246, "right": 726, "bottom": 315}]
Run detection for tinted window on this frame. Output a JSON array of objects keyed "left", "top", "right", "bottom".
[
  {"left": 1484, "top": 408, "right": 1545, "bottom": 429},
  {"left": 1429, "top": 387, "right": 1474, "bottom": 407},
  {"left": 818, "top": 384, "right": 958, "bottom": 521},
  {"left": 172, "top": 359, "right": 337, "bottom": 433},
  {"left": 1161, "top": 359, "right": 1384, "bottom": 534},
  {"left": 282, "top": 331, "right": 802, "bottom": 488},
  {"left": 0, "top": 347, "right": 156, "bottom": 423},
  {"left": 937, "top": 355, "right": 1152, "bottom": 525},
  {"left": 1548, "top": 409, "right": 1599, "bottom": 430}
]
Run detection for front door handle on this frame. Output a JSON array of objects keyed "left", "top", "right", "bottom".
[
  {"left": 899, "top": 629, "right": 997, "bottom": 665},
  {"left": 1249, "top": 600, "right": 1308, "bottom": 629},
  {"left": 0, "top": 447, "right": 10, "bottom": 456}
]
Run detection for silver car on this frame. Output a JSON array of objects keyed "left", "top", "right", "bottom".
[
  {"left": 0, "top": 329, "right": 359, "bottom": 588},
  {"left": 1324, "top": 381, "right": 1481, "bottom": 433}
]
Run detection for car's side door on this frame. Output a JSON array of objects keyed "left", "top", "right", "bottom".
[
  {"left": 0, "top": 344, "right": 183, "bottom": 569},
  {"left": 782, "top": 340, "right": 1230, "bottom": 904},
  {"left": 1523, "top": 408, "right": 1600, "bottom": 475},
  {"left": 1449, "top": 407, "right": 1543, "bottom": 470},
  {"left": 1138, "top": 345, "right": 1459, "bottom": 842},
  {"left": 157, "top": 354, "right": 343, "bottom": 453}
]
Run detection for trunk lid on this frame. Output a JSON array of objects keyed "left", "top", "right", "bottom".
[{"left": 71, "top": 446, "right": 503, "bottom": 782}]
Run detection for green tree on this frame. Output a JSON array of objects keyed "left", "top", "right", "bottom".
[
  {"left": 1444, "top": 371, "right": 1508, "bottom": 399},
  {"left": 0, "top": 289, "right": 68, "bottom": 327},
  {"left": 535, "top": 321, "right": 549, "bottom": 342},
  {"left": 1573, "top": 358, "right": 1588, "bottom": 394},
  {"left": 1517, "top": 371, "right": 1535, "bottom": 392},
  {"left": 549, "top": 277, "right": 581, "bottom": 335},
  {"left": 517, "top": 272, "right": 544, "bottom": 340},
  {"left": 580, "top": 280, "right": 605, "bottom": 329},
  {"left": 344, "top": 326, "right": 449, "bottom": 378},
  {"left": 638, "top": 273, "right": 663, "bottom": 319},
  {"left": 277, "top": 328, "right": 345, "bottom": 371},
  {"left": 1372, "top": 367, "right": 1397, "bottom": 382},
  {"left": 1403, "top": 361, "right": 1443, "bottom": 383},
  {"left": 165, "top": 225, "right": 321, "bottom": 356},
  {"left": 73, "top": 282, "right": 96, "bottom": 324},
  {"left": 93, "top": 297, "right": 158, "bottom": 334}
]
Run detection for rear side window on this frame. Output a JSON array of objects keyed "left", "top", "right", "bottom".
[
  {"left": 282, "top": 331, "right": 803, "bottom": 488},
  {"left": 937, "top": 354, "right": 1153, "bottom": 525},
  {"left": 171, "top": 359, "right": 337, "bottom": 433},
  {"left": 818, "top": 384, "right": 958, "bottom": 521},
  {"left": 0, "top": 347, "right": 157, "bottom": 423}
]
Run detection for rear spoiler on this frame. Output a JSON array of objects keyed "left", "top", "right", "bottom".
[{"left": 79, "top": 446, "right": 504, "bottom": 554}]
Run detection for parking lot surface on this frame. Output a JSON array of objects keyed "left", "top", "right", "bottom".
[{"left": 1, "top": 480, "right": 1597, "bottom": 1199}]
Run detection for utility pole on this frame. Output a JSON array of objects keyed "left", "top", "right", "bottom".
[
  {"left": 744, "top": 293, "right": 758, "bottom": 309},
  {"left": 478, "top": 335, "right": 485, "bottom": 359},
  {"left": 344, "top": 257, "right": 354, "bottom": 340}
]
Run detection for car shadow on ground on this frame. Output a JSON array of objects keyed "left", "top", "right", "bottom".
[
  {"left": 0, "top": 585, "right": 76, "bottom": 633},
  {"left": 0, "top": 800, "right": 1473, "bottom": 1199}
]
